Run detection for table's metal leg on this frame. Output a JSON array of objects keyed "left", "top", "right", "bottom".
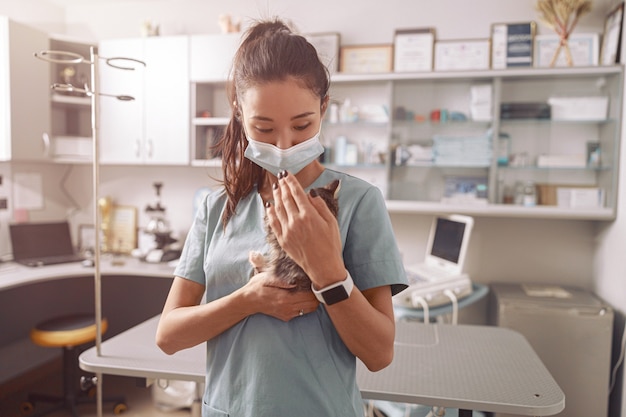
[{"left": 191, "top": 382, "right": 202, "bottom": 417}]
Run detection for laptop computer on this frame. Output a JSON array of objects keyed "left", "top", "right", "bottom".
[
  {"left": 9, "top": 221, "right": 85, "bottom": 267},
  {"left": 393, "top": 214, "right": 474, "bottom": 308}
]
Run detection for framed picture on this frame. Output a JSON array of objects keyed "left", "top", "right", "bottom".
[
  {"left": 491, "top": 22, "right": 536, "bottom": 69},
  {"left": 393, "top": 28, "right": 435, "bottom": 72},
  {"left": 600, "top": 2, "right": 624, "bottom": 65},
  {"left": 109, "top": 205, "right": 138, "bottom": 254},
  {"left": 434, "top": 39, "right": 491, "bottom": 71},
  {"left": 534, "top": 33, "right": 599, "bottom": 67},
  {"left": 305, "top": 32, "right": 341, "bottom": 73},
  {"left": 340, "top": 44, "right": 393, "bottom": 74}
]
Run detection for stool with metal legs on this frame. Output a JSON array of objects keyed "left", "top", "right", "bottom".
[{"left": 21, "top": 313, "right": 127, "bottom": 417}]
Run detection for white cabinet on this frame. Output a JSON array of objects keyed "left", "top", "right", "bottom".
[
  {"left": 327, "top": 67, "right": 623, "bottom": 220},
  {"left": 188, "top": 34, "right": 239, "bottom": 166},
  {"left": 47, "top": 35, "right": 94, "bottom": 163},
  {"left": 98, "top": 36, "right": 189, "bottom": 165},
  {"left": 0, "top": 17, "right": 50, "bottom": 162},
  {"left": 190, "top": 33, "right": 239, "bottom": 82},
  {"left": 190, "top": 81, "right": 230, "bottom": 166}
]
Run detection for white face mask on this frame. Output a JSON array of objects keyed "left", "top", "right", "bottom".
[{"left": 244, "top": 129, "right": 324, "bottom": 176}]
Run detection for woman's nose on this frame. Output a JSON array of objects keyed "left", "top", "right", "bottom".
[{"left": 275, "top": 134, "right": 293, "bottom": 150}]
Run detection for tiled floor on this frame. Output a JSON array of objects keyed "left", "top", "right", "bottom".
[{"left": 0, "top": 366, "right": 192, "bottom": 417}]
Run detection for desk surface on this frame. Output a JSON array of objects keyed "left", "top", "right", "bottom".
[
  {"left": 0, "top": 256, "right": 175, "bottom": 291},
  {"left": 80, "top": 315, "right": 564, "bottom": 416}
]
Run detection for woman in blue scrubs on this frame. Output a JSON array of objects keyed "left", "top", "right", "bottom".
[{"left": 156, "top": 18, "right": 407, "bottom": 417}]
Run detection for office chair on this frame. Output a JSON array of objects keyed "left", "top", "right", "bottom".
[{"left": 21, "top": 313, "right": 127, "bottom": 417}]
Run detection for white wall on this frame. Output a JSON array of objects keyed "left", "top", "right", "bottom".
[
  {"left": 2, "top": 0, "right": 625, "bottom": 414},
  {"left": 0, "top": 0, "right": 65, "bottom": 34},
  {"left": 61, "top": 0, "right": 612, "bottom": 41}
]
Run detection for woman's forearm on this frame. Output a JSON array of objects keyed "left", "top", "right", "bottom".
[
  {"left": 325, "top": 285, "right": 396, "bottom": 372},
  {"left": 156, "top": 278, "right": 254, "bottom": 354}
]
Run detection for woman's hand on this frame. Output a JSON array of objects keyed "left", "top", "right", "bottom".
[
  {"left": 243, "top": 271, "right": 320, "bottom": 321},
  {"left": 265, "top": 171, "right": 346, "bottom": 288}
]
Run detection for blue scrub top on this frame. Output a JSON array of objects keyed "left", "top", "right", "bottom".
[{"left": 175, "top": 169, "right": 407, "bottom": 417}]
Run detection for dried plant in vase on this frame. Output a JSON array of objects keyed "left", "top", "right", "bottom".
[{"left": 536, "top": 0, "right": 592, "bottom": 66}]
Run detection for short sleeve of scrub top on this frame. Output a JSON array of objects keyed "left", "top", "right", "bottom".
[{"left": 174, "top": 169, "right": 407, "bottom": 417}]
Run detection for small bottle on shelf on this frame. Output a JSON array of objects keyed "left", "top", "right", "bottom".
[{"left": 522, "top": 181, "right": 537, "bottom": 207}]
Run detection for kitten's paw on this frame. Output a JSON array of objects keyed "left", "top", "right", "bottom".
[{"left": 248, "top": 251, "right": 267, "bottom": 273}]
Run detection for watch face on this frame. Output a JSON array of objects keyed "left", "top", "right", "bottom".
[{"left": 322, "top": 285, "right": 349, "bottom": 305}]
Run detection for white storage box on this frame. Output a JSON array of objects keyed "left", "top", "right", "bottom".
[
  {"left": 556, "top": 187, "right": 605, "bottom": 209},
  {"left": 547, "top": 96, "right": 609, "bottom": 121}
]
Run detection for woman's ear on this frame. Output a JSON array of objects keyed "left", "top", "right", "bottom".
[
  {"left": 233, "top": 100, "right": 242, "bottom": 121},
  {"left": 320, "top": 95, "right": 330, "bottom": 119}
]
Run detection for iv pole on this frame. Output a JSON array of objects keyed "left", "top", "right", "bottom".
[{"left": 34, "top": 47, "right": 145, "bottom": 417}]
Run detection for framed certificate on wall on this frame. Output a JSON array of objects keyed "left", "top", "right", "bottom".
[
  {"left": 340, "top": 44, "right": 393, "bottom": 73},
  {"left": 600, "top": 2, "right": 624, "bottom": 65},
  {"left": 534, "top": 33, "right": 599, "bottom": 67},
  {"left": 393, "top": 28, "right": 435, "bottom": 72},
  {"left": 306, "top": 32, "right": 341, "bottom": 73},
  {"left": 435, "top": 39, "right": 490, "bottom": 71}
]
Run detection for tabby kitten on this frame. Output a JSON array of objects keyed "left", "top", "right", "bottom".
[{"left": 249, "top": 179, "right": 341, "bottom": 291}]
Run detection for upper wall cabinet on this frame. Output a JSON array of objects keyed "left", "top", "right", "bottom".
[
  {"left": 98, "top": 36, "right": 190, "bottom": 165},
  {"left": 0, "top": 17, "right": 50, "bottom": 162},
  {"left": 326, "top": 67, "right": 624, "bottom": 220},
  {"left": 189, "top": 33, "right": 239, "bottom": 82}
]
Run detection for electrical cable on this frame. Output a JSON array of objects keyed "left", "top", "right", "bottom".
[
  {"left": 424, "top": 403, "right": 447, "bottom": 416},
  {"left": 443, "top": 289, "right": 458, "bottom": 325},
  {"left": 365, "top": 400, "right": 386, "bottom": 417},
  {"left": 411, "top": 294, "right": 429, "bottom": 324},
  {"left": 609, "top": 320, "right": 626, "bottom": 394}
]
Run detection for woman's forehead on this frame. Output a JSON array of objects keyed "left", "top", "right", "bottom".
[{"left": 240, "top": 79, "right": 320, "bottom": 117}]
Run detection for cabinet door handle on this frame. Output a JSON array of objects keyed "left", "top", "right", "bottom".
[
  {"left": 135, "top": 139, "right": 141, "bottom": 158},
  {"left": 42, "top": 132, "right": 50, "bottom": 158}
]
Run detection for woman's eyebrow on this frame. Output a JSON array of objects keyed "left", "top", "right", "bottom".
[
  {"left": 291, "top": 111, "right": 315, "bottom": 121},
  {"left": 250, "top": 111, "right": 316, "bottom": 122},
  {"left": 250, "top": 115, "right": 272, "bottom": 121}
]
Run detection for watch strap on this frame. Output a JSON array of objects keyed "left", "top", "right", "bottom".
[{"left": 312, "top": 272, "right": 354, "bottom": 305}]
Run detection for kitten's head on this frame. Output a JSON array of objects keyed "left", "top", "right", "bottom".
[{"left": 311, "top": 179, "right": 341, "bottom": 217}]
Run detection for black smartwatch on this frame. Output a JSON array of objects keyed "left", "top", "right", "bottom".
[{"left": 312, "top": 272, "right": 354, "bottom": 305}]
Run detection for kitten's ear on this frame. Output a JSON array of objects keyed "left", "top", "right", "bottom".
[{"left": 327, "top": 179, "right": 341, "bottom": 198}]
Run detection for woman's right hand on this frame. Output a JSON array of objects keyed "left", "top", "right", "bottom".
[{"left": 242, "top": 272, "right": 320, "bottom": 321}]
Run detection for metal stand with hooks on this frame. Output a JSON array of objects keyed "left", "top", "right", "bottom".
[{"left": 34, "top": 47, "right": 145, "bottom": 417}]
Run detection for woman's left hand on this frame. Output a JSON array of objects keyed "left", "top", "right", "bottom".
[{"left": 265, "top": 171, "right": 345, "bottom": 288}]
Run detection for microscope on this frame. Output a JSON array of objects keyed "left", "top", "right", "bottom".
[{"left": 143, "top": 182, "right": 181, "bottom": 263}]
